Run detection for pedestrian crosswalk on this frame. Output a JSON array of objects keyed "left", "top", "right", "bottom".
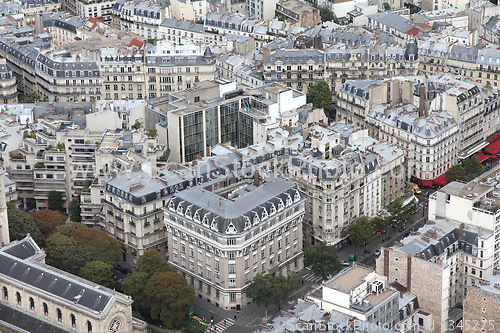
[
  {"left": 210, "top": 318, "right": 235, "bottom": 333},
  {"left": 302, "top": 273, "right": 323, "bottom": 283}
]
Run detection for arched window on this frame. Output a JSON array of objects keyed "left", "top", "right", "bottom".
[
  {"left": 71, "top": 314, "right": 76, "bottom": 328},
  {"left": 57, "top": 308, "right": 62, "bottom": 322},
  {"left": 87, "top": 320, "right": 92, "bottom": 333},
  {"left": 29, "top": 297, "right": 35, "bottom": 310},
  {"left": 43, "top": 303, "right": 48, "bottom": 316},
  {"left": 2, "top": 286, "right": 7, "bottom": 300},
  {"left": 16, "top": 292, "right": 21, "bottom": 305}
]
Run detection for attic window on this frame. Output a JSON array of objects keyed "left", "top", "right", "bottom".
[{"left": 226, "top": 222, "right": 237, "bottom": 234}]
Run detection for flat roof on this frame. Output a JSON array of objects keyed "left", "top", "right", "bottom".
[{"left": 325, "top": 265, "right": 372, "bottom": 292}]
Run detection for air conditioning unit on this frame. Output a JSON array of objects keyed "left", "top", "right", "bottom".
[{"left": 370, "top": 280, "right": 384, "bottom": 294}]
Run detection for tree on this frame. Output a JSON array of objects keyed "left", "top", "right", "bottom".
[
  {"left": 48, "top": 191, "right": 64, "bottom": 212},
  {"left": 21, "top": 92, "right": 45, "bottom": 103},
  {"left": 386, "top": 198, "right": 411, "bottom": 225},
  {"left": 445, "top": 164, "right": 467, "bottom": 183},
  {"left": 245, "top": 273, "right": 274, "bottom": 318},
  {"left": 8, "top": 206, "right": 41, "bottom": 244},
  {"left": 44, "top": 233, "right": 78, "bottom": 267},
  {"left": 56, "top": 221, "right": 87, "bottom": 237},
  {"left": 68, "top": 197, "right": 82, "bottom": 222},
  {"left": 137, "top": 249, "right": 171, "bottom": 276},
  {"left": 79, "top": 261, "right": 114, "bottom": 288},
  {"left": 306, "top": 82, "right": 333, "bottom": 114},
  {"left": 271, "top": 272, "right": 300, "bottom": 309},
  {"left": 383, "top": 2, "right": 391, "bottom": 10},
  {"left": 123, "top": 271, "right": 152, "bottom": 317},
  {"left": 318, "top": 4, "right": 335, "bottom": 22},
  {"left": 60, "top": 246, "right": 94, "bottom": 275},
  {"left": 29, "top": 209, "right": 66, "bottom": 240},
  {"left": 144, "top": 271, "right": 195, "bottom": 328},
  {"left": 73, "top": 228, "right": 123, "bottom": 265},
  {"left": 345, "top": 216, "right": 374, "bottom": 258},
  {"left": 304, "top": 242, "right": 341, "bottom": 280},
  {"left": 463, "top": 155, "right": 483, "bottom": 175},
  {"left": 131, "top": 119, "right": 143, "bottom": 130},
  {"left": 404, "top": 198, "right": 419, "bottom": 215}
]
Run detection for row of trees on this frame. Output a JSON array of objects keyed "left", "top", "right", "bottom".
[
  {"left": 445, "top": 155, "right": 483, "bottom": 183},
  {"left": 123, "top": 250, "right": 194, "bottom": 328}
]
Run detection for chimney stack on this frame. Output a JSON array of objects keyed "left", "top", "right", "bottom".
[
  {"left": 253, "top": 171, "right": 260, "bottom": 187},
  {"left": 419, "top": 84, "right": 426, "bottom": 117},
  {"left": 459, "top": 223, "right": 465, "bottom": 238}
]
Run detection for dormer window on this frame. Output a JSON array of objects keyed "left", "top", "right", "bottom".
[
  {"left": 261, "top": 207, "right": 268, "bottom": 220},
  {"left": 194, "top": 210, "right": 201, "bottom": 222},
  {"left": 202, "top": 214, "right": 209, "bottom": 226},
  {"left": 278, "top": 199, "right": 284, "bottom": 211},
  {"left": 253, "top": 212, "right": 260, "bottom": 225},
  {"left": 244, "top": 217, "right": 252, "bottom": 230},
  {"left": 226, "top": 221, "right": 237, "bottom": 234},
  {"left": 270, "top": 203, "right": 276, "bottom": 215}
]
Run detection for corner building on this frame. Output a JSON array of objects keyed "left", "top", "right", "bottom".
[{"left": 164, "top": 175, "right": 305, "bottom": 310}]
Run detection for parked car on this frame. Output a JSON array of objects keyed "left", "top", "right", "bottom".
[{"left": 374, "top": 249, "right": 381, "bottom": 258}]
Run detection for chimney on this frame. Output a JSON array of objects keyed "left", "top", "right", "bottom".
[
  {"left": 419, "top": 84, "right": 426, "bottom": 117},
  {"left": 253, "top": 170, "right": 260, "bottom": 187},
  {"left": 459, "top": 223, "right": 465, "bottom": 237}
]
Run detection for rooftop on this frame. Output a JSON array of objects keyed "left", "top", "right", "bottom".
[{"left": 324, "top": 265, "right": 372, "bottom": 293}]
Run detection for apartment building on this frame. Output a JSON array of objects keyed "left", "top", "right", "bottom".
[
  {"left": 0, "top": 59, "right": 18, "bottom": 104},
  {"left": 275, "top": 0, "right": 320, "bottom": 28},
  {"left": 366, "top": 11, "right": 419, "bottom": 43},
  {"left": 463, "top": 275, "right": 500, "bottom": 333},
  {"left": 158, "top": 19, "right": 204, "bottom": 45},
  {"left": 77, "top": 0, "right": 115, "bottom": 22},
  {"left": 165, "top": 79, "right": 306, "bottom": 163},
  {"left": 112, "top": 1, "right": 169, "bottom": 39},
  {"left": 247, "top": 0, "right": 278, "bottom": 20},
  {"left": 368, "top": 104, "right": 459, "bottom": 186},
  {"left": 0, "top": 235, "right": 147, "bottom": 332},
  {"left": 165, "top": 174, "right": 305, "bottom": 309},
  {"left": 203, "top": 13, "right": 262, "bottom": 46},
  {"left": 429, "top": 181, "right": 500, "bottom": 269},
  {"left": 263, "top": 39, "right": 419, "bottom": 94},
  {"left": 40, "top": 12, "right": 84, "bottom": 46},
  {"left": 170, "top": 0, "right": 212, "bottom": 21},
  {"left": 306, "top": 264, "right": 401, "bottom": 330},
  {"left": 376, "top": 218, "right": 495, "bottom": 333}
]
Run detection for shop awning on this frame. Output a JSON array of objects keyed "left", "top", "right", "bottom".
[
  {"left": 483, "top": 137, "right": 500, "bottom": 155},
  {"left": 421, "top": 180, "right": 433, "bottom": 186},
  {"left": 433, "top": 173, "right": 448, "bottom": 186},
  {"left": 474, "top": 151, "right": 491, "bottom": 163}
]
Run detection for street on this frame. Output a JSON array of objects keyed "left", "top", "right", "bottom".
[{"left": 191, "top": 198, "right": 430, "bottom": 333}]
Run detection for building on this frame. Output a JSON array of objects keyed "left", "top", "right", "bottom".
[
  {"left": 367, "top": 104, "right": 459, "bottom": 186},
  {"left": 40, "top": 12, "right": 84, "bottom": 46},
  {"left": 462, "top": 274, "right": 500, "bottom": 333},
  {"left": 158, "top": 19, "right": 204, "bottom": 45},
  {"left": 165, "top": 174, "right": 305, "bottom": 309},
  {"left": 112, "top": 0, "right": 169, "bottom": 40},
  {"left": 170, "top": 0, "right": 211, "bottom": 22},
  {"left": 429, "top": 181, "right": 500, "bottom": 269},
  {"left": 306, "top": 264, "right": 400, "bottom": 329},
  {"left": 165, "top": 79, "right": 306, "bottom": 163},
  {"left": 376, "top": 218, "right": 495, "bottom": 333},
  {"left": 77, "top": 0, "right": 115, "bottom": 22},
  {"left": 366, "top": 11, "right": 419, "bottom": 43},
  {"left": 0, "top": 235, "right": 147, "bottom": 333},
  {"left": 247, "top": 0, "right": 279, "bottom": 20},
  {"left": 0, "top": 59, "right": 18, "bottom": 104},
  {"left": 275, "top": 0, "right": 320, "bottom": 28}
]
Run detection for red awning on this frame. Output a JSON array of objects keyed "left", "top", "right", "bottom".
[
  {"left": 484, "top": 137, "right": 500, "bottom": 155},
  {"left": 421, "top": 180, "right": 433, "bottom": 186},
  {"left": 433, "top": 173, "right": 448, "bottom": 186},
  {"left": 475, "top": 151, "right": 491, "bottom": 163}
]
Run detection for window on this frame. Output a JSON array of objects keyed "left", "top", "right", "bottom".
[
  {"left": 43, "top": 303, "right": 48, "bottom": 316},
  {"left": 71, "top": 314, "right": 76, "bottom": 328},
  {"left": 57, "top": 308, "right": 62, "bottom": 322},
  {"left": 87, "top": 320, "right": 92, "bottom": 333},
  {"left": 215, "top": 260, "right": 220, "bottom": 271},
  {"left": 229, "top": 263, "right": 236, "bottom": 274},
  {"left": 30, "top": 297, "right": 35, "bottom": 310},
  {"left": 229, "top": 278, "right": 236, "bottom": 287},
  {"left": 16, "top": 292, "right": 21, "bottom": 305},
  {"left": 2, "top": 286, "right": 7, "bottom": 300}
]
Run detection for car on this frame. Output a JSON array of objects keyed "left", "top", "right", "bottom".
[
  {"left": 340, "top": 261, "right": 350, "bottom": 266},
  {"left": 374, "top": 249, "right": 381, "bottom": 257}
]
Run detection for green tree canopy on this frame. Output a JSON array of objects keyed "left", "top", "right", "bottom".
[
  {"left": 21, "top": 92, "right": 45, "bottom": 103},
  {"left": 48, "top": 191, "right": 64, "bottom": 212},
  {"left": 131, "top": 119, "right": 143, "bottom": 130},
  {"left": 245, "top": 273, "right": 274, "bottom": 318},
  {"left": 45, "top": 233, "right": 78, "bottom": 267},
  {"left": 345, "top": 216, "right": 374, "bottom": 248},
  {"left": 68, "top": 197, "right": 82, "bottom": 222},
  {"left": 137, "top": 249, "right": 170, "bottom": 276},
  {"left": 60, "top": 245, "right": 94, "bottom": 275},
  {"left": 56, "top": 221, "right": 87, "bottom": 237},
  {"left": 8, "top": 206, "right": 41, "bottom": 244},
  {"left": 306, "top": 82, "right": 333, "bottom": 112},
  {"left": 29, "top": 209, "right": 66, "bottom": 240},
  {"left": 445, "top": 164, "right": 467, "bottom": 183},
  {"left": 144, "top": 271, "right": 195, "bottom": 328},
  {"left": 463, "top": 155, "right": 483, "bottom": 175},
  {"left": 79, "top": 261, "right": 114, "bottom": 288},
  {"left": 386, "top": 197, "right": 411, "bottom": 224},
  {"left": 123, "top": 271, "right": 152, "bottom": 317},
  {"left": 318, "top": 4, "right": 335, "bottom": 22},
  {"left": 304, "top": 242, "right": 341, "bottom": 280},
  {"left": 73, "top": 228, "right": 123, "bottom": 265}
]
